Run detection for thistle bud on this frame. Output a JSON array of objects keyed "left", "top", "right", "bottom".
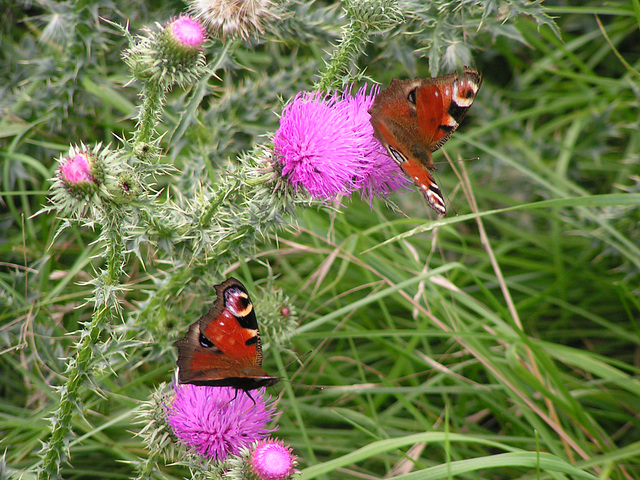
[
  {"left": 123, "top": 15, "right": 207, "bottom": 89},
  {"left": 58, "top": 152, "right": 101, "bottom": 197}
]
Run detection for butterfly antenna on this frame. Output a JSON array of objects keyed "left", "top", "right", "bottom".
[
  {"left": 273, "top": 349, "right": 313, "bottom": 376},
  {"left": 278, "top": 378, "right": 325, "bottom": 390},
  {"left": 273, "top": 350, "right": 326, "bottom": 390},
  {"left": 433, "top": 155, "right": 479, "bottom": 167}
]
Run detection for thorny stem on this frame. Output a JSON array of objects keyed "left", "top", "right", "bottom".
[
  {"left": 316, "top": 21, "right": 365, "bottom": 91},
  {"left": 38, "top": 222, "right": 124, "bottom": 480},
  {"left": 200, "top": 180, "right": 239, "bottom": 229},
  {"left": 133, "top": 82, "right": 165, "bottom": 153}
]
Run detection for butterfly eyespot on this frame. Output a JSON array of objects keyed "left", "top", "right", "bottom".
[
  {"left": 407, "top": 88, "right": 417, "bottom": 105},
  {"left": 199, "top": 333, "right": 214, "bottom": 349}
]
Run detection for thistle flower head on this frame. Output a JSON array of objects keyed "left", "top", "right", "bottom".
[
  {"left": 273, "top": 86, "right": 408, "bottom": 204},
  {"left": 250, "top": 439, "right": 297, "bottom": 480},
  {"left": 169, "top": 15, "right": 207, "bottom": 49},
  {"left": 48, "top": 143, "right": 120, "bottom": 219},
  {"left": 273, "top": 92, "right": 364, "bottom": 199},
  {"left": 59, "top": 152, "right": 99, "bottom": 194},
  {"left": 187, "top": 0, "right": 278, "bottom": 40},
  {"left": 123, "top": 15, "right": 207, "bottom": 88},
  {"left": 340, "top": 85, "right": 409, "bottom": 205},
  {"left": 166, "top": 384, "right": 277, "bottom": 461}
]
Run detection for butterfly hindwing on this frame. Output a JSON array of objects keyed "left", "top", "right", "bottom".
[
  {"left": 175, "top": 278, "right": 279, "bottom": 391},
  {"left": 369, "top": 67, "right": 482, "bottom": 215}
]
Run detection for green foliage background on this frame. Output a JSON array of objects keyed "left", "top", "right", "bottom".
[{"left": 1, "top": 0, "right": 640, "bottom": 479}]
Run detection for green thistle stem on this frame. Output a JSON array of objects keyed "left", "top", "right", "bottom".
[
  {"left": 133, "top": 83, "right": 165, "bottom": 154},
  {"left": 39, "top": 221, "right": 125, "bottom": 480},
  {"left": 200, "top": 181, "right": 238, "bottom": 229},
  {"left": 317, "top": 0, "right": 402, "bottom": 91},
  {"left": 38, "top": 307, "right": 110, "bottom": 480},
  {"left": 317, "top": 20, "right": 366, "bottom": 91}
]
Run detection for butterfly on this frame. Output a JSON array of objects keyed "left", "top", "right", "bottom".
[
  {"left": 175, "top": 278, "right": 279, "bottom": 398},
  {"left": 369, "top": 66, "right": 482, "bottom": 215}
]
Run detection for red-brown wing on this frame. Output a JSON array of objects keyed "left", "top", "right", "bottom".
[
  {"left": 174, "top": 278, "right": 279, "bottom": 389},
  {"left": 368, "top": 67, "right": 482, "bottom": 215},
  {"left": 416, "top": 68, "right": 482, "bottom": 153},
  {"left": 415, "top": 82, "right": 450, "bottom": 148}
]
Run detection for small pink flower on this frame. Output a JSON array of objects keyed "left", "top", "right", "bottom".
[
  {"left": 59, "top": 153, "right": 95, "bottom": 186},
  {"left": 166, "top": 384, "right": 276, "bottom": 461},
  {"left": 123, "top": 15, "right": 206, "bottom": 88},
  {"left": 169, "top": 15, "right": 206, "bottom": 49},
  {"left": 250, "top": 439, "right": 297, "bottom": 480}
]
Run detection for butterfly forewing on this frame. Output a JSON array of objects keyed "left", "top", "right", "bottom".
[
  {"left": 174, "top": 277, "right": 279, "bottom": 391},
  {"left": 415, "top": 82, "right": 448, "bottom": 148},
  {"left": 369, "top": 67, "right": 482, "bottom": 215}
]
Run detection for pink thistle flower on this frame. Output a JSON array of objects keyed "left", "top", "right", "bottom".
[
  {"left": 339, "top": 86, "right": 410, "bottom": 205},
  {"left": 273, "top": 86, "right": 409, "bottom": 204},
  {"left": 166, "top": 384, "right": 277, "bottom": 461},
  {"left": 123, "top": 16, "right": 206, "bottom": 88},
  {"left": 250, "top": 439, "right": 297, "bottom": 480},
  {"left": 169, "top": 15, "right": 206, "bottom": 49},
  {"left": 274, "top": 92, "right": 365, "bottom": 199},
  {"left": 47, "top": 143, "right": 122, "bottom": 219},
  {"left": 59, "top": 153, "right": 96, "bottom": 187}
]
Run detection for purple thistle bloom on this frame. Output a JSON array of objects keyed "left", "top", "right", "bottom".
[
  {"left": 166, "top": 384, "right": 277, "bottom": 461},
  {"left": 169, "top": 15, "right": 206, "bottom": 49},
  {"left": 273, "top": 86, "right": 408, "bottom": 204},
  {"left": 274, "top": 92, "right": 365, "bottom": 199},
  {"left": 59, "top": 153, "right": 96, "bottom": 187},
  {"left": 250, "top": 439, "right": 298, "bottom": 480},
  {"left": 339, "top": 86, "right": 410, "bottom": 205}
]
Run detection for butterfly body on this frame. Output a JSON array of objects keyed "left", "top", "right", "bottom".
[
  {"left": 175, "top": 278, "right": 279, "bottom": 392},
  {"left": 369, "top": 67, "right": 482, "bottom": 214}
]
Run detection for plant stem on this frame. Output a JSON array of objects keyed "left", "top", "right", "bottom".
[
  {"left": 133, "top": 83, "right": 164, "bottom": 152},
  {"left": 317, "top": 21, "right": 365, "bottom": 91},
  {"left": 38, "top": 221, "right": 124, "bottom": 480}
]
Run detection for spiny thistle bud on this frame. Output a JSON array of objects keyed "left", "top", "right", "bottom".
[
  {"left": 249, "top": 439, "right": 298, "bottom": 480},
  {"left": 58, "top": 152, "right": 101, "bottom": 196},
  {"left": 48, "top": 143, "right": 120, "bottom": 218},
  {"left": 344, "top": 0, "right": 403, "bottom": 32},
  {"left": 186, "top": 0, "right": 279, "bottom": 40},
  {"left": 112, "top": 170, "right": 141, "bottom": 204},
  {"left": 253, "top": 284, "right": 298, "bottom": 347},
  {"left": 123, "top": 15, "right": 207, "bottom": 89}
]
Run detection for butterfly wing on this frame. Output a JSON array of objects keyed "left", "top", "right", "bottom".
[
  {"left": 416, "top": 67, "right": 482, "bottom": 153},
  {"left": 175, "top": 278, "right": 280, "bottom": 391},
  {"left": 369, "top": 67, "right": 482, "bottom": 215}
]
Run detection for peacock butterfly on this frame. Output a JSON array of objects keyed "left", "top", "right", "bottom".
[
  {"left": 174, "top": 278, "right": 280, "bottom": 395},
  {"left": 369, "top": 66, "right": 482, "bottom": 215}
]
